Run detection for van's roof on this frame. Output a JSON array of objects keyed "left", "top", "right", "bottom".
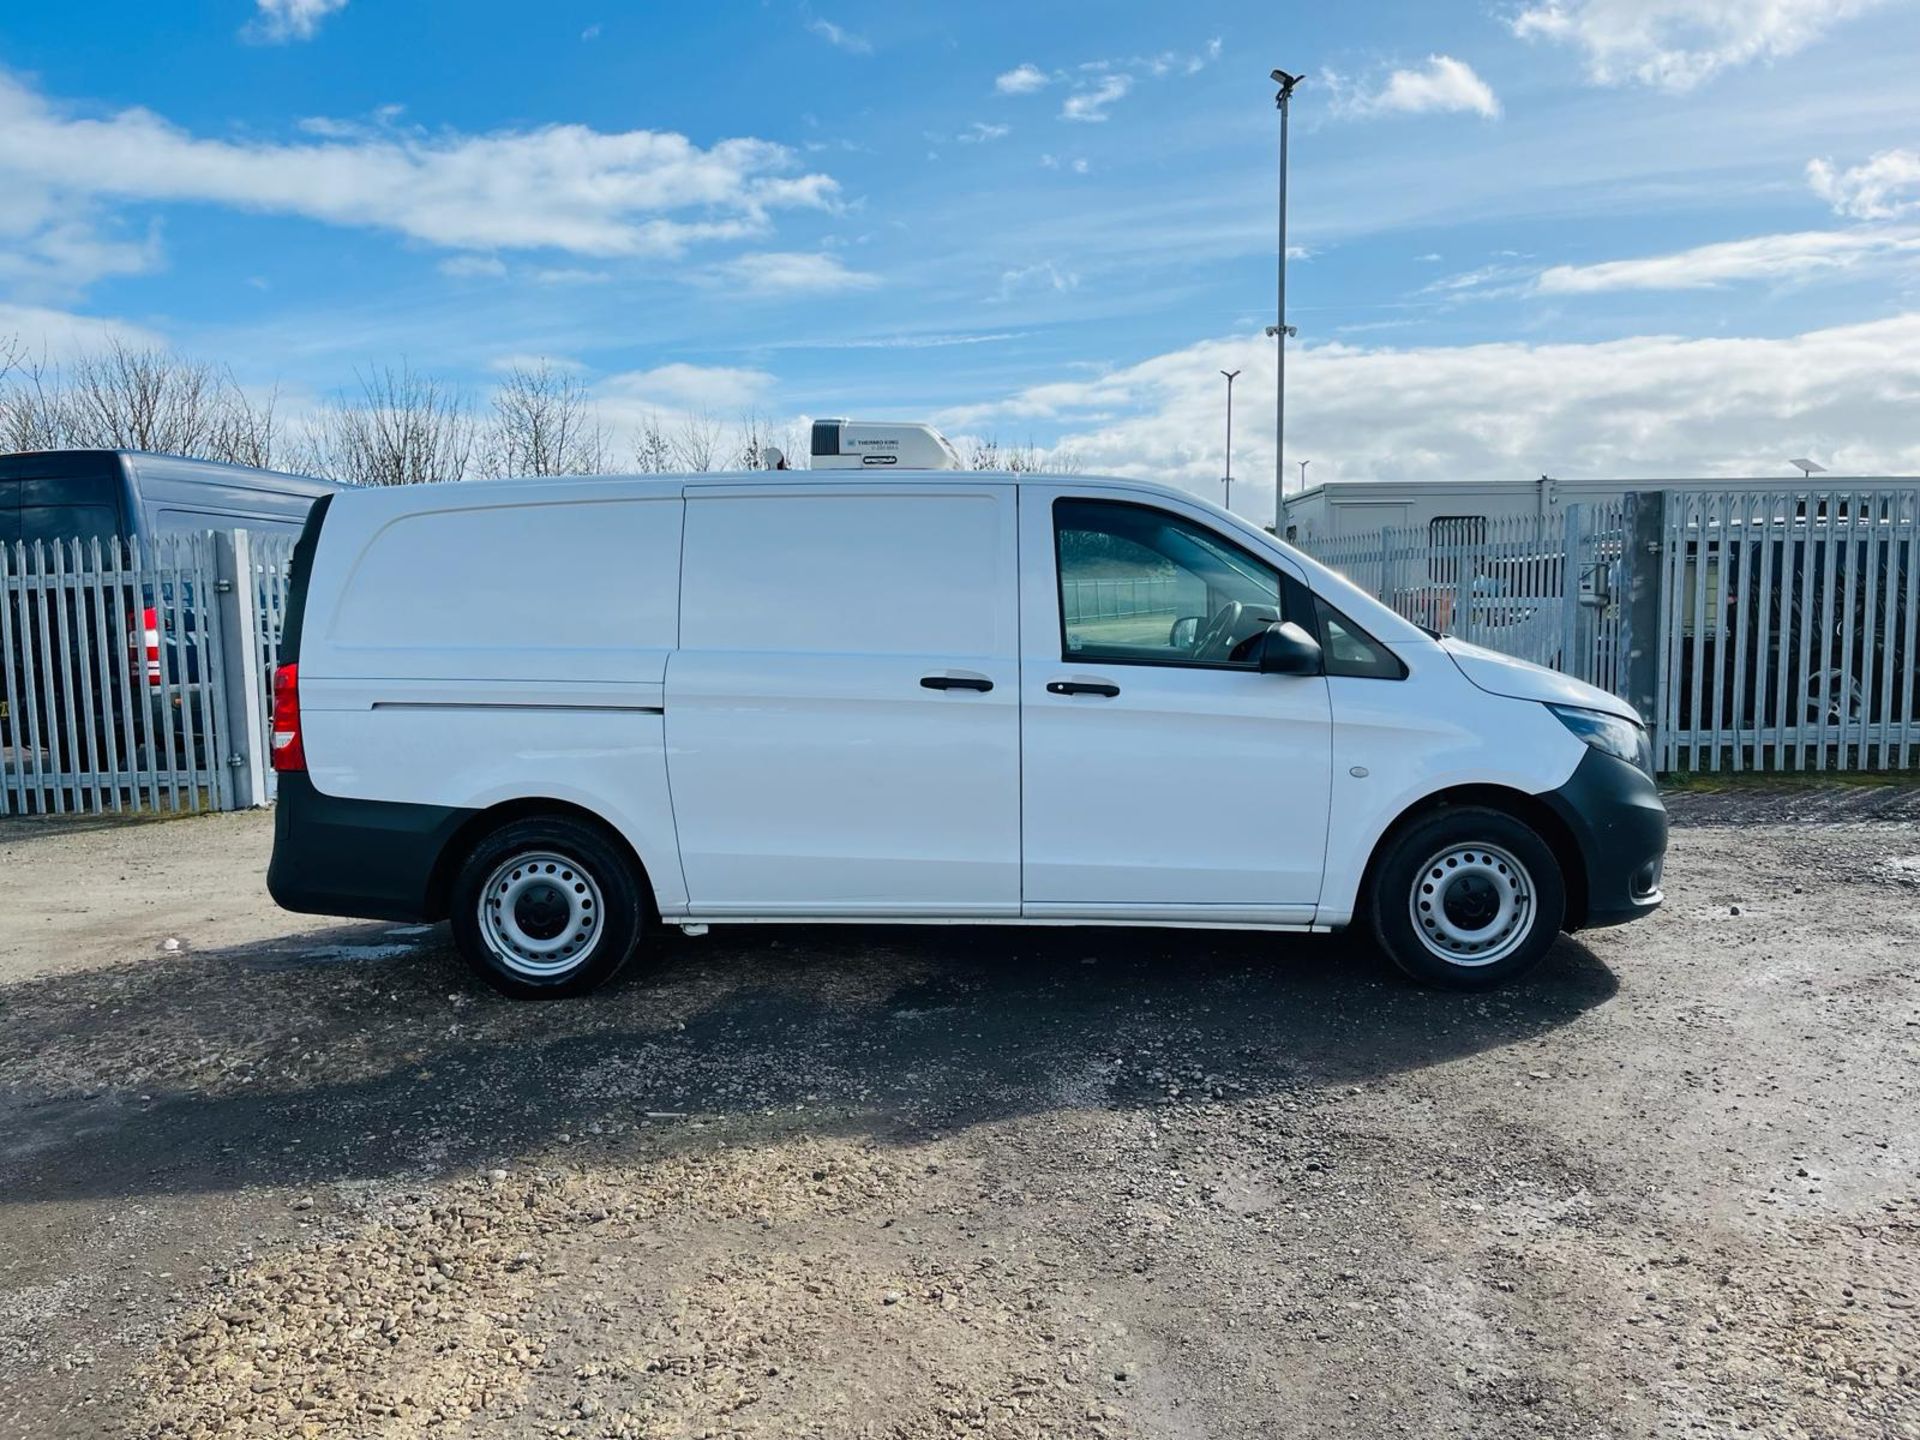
[
  {"left": 0, "top": 448, "right": 341, "bottom": 493},
  {"left": 318, "top": 468, "right": 1259, "bottom": 524},
  {"left": 321, "top": 467, "right": 1274, "bottom": 539},
  {"left": 336, "top": 468, "right": 1154, "bottom": 500}
]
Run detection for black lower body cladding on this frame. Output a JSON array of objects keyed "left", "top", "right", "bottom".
[
  {"left": 1539, "top": 747, "right": 1668, "bottom": 929},
  {"left": 268, "top": 771, "right": 473, "bottom": 923}
]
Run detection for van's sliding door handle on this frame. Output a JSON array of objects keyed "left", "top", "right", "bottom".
[
  {"left": 1047, "top": 680, "right": 1120, "bottom": 698},
  {"left": 921, "top": 673, "right": 994, "bottom": 692}
]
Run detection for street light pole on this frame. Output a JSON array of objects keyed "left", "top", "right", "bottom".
[
  {"left": 1220, "top": 368, "right": 1240, "bottom": 511},
  {"left": 1270, "top": 67, "right": 1303, "bottom": 533}
]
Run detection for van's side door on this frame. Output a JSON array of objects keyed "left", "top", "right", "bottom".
[
  {"left": 1018, "top": 487, "right": 1333, "bottom": 920},
  {"left": 667, "top": 481, "right": 1022, "bottom": 916}
]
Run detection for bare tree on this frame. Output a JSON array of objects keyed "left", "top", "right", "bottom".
[
  {"left": 0, "top": 339, "right": 283, "bottom": 465},
  {"left": 481, "top": 361, "right": 610, "bottom": 478},
  {"left": 0, "top": 348, "right": 66, "bottom": 453},
  {"left": 770, "top": 419, "right": 806, "bottom": 469},
  {"left": 294, "top": 363, "right": 477, "bottom": 486},
  {"left": 965, "top": 436, "right": 1005, "bottom": 471},
  {"left": 632, "top": 412, "right": 674, "bottom": 473},
  {"left": 208, "top": 384, "right": 281, "bottom": 469},
  {"left": 729, "top": 409, "right": 774, "bottom": 470},
  {"left": 966, "top": 435, "right": 1082, "bottom": 475},
  {"left": 670, "top": 408, "right": 724, "bottom": 473}
]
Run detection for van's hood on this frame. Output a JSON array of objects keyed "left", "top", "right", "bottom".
[{"left": 1438, "top": 636, "right": 1643, "bottom": 725}]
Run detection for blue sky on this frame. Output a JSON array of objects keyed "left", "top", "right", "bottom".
[{"left": 4, "top": 0, "right": 1920, "bottom": 512}]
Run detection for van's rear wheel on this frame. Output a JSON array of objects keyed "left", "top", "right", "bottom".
[
  {"left": 1368, "top": 806, "right": 1565, "bottom": 989},
  {"left": 449, "top": 816, "right": 645, "bottom": 999}
]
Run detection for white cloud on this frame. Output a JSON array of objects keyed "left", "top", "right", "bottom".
[
  {"left": 488, "top": 352, "right": 585, "bottom": 374},
  {"left": 1340, "top": 56, "right": 1501, "bottom": 120},
  {"left": 0, "top": 203, "right": 161, "bottom": 300},
  {"left": 1809, "top": 149, "right": 1920, "bottom": 220},
  {"left": 1537, "top": 227, "right": 1920, "bottom": 292},
  {"left": 0, "top": 70, "right": 839, "bottom": 264},
  {"left": 581, "top": 23, "right": 602, "bottom": 42},
  {"left": 1061, "top": 73, "right": 1133, "bottom": 123},
  {"left": 957, "top": 122, "right": 1011, "bottom": 144},
  {"left": 438, "top": 254, "right": 506, "bottom": 279},
  {"left": 995, "top": 261, "right": 1079, "bottom": 300},
  {"left": 1422, "top": 260, "right": 1537, "bottom": 301},
  {"left": 717, "top": 251, "right": 880, "bottom": 295},
  {"left": 0, "top": 301, "right": 165, "bottom": 358},
  {"left": 807, "top": 18, "right": 872, "bottom": 55},
  {"left": 532, "top": 266, "right": 612, "bottom": 285},
  {"left": 244, "top": 0, "right": 348, "bottom": 44},
  {"left": 937, "top": 313, "right": 1920, "bottom": 505},
  {"left": 1001, "top": 43, "right": 1215, "bottom": 114},
  {"left": 1511, "top": 0, "right": 1884, "bottom": 92},
  {"left": 995, "top": 64, "right": 1051, "bottom": 95},
  {"left": 598, "top": 362, "right": 776, "bottom": 411}
]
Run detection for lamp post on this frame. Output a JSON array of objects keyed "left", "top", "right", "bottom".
[
  {"left": 1220, "top": 368, "right": 1241, "bottom": 511},
  {"left": 1270, "top": 66, "right": 1303, "bottom": 532}
]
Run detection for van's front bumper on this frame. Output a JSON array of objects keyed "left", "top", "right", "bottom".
[{"left": 1539, "top": 748, "right": 1667, "bottom": 930}]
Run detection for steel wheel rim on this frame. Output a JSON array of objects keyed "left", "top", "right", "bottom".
[
  {"left": 478, "top": 850, "right": 604, "bottom": 978},
  {"left": 1409, "top": 842, "right": 1534, "bottom": 967}
]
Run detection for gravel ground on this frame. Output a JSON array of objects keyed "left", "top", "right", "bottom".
[{"left": 0, "top": 791, "right": 1916, "bottom": 1439}]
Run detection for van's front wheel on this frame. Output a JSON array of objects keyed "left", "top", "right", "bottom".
[
  {"left": 449, "top": 816, "right": 645, "bottom": 999},
  {"left": 1368, "top": 806, "right": 1565, "bottom": 989}
]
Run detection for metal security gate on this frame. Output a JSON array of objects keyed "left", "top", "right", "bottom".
[
  {"left": 1305, "top": 502, "right": 1629, "bottom": 693},
  {"left": 1, "top": 529, "right": 297, "bottom": 816},
  {"left": 1656, "top": 489, "right": 1920, "bottom": 773}
]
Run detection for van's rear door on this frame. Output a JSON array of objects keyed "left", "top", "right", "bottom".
[{"left": 667, "top": 481, "right": 1021, "bottom": 916}]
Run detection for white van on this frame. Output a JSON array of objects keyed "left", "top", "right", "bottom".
[{"left": 267, "top": 471, "right": 1665, "bottom": 998}]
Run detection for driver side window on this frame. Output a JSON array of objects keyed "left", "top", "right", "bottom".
[{"left": 1054, "top": 498, "right": 1283, "bottom": 668}]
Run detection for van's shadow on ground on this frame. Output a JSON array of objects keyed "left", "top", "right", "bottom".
[{"left": 0, "top": 920, "right": 1618, "bottom": 1205}]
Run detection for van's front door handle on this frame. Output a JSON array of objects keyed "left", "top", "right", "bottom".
[
  {"left": 921, "top": 673, "right": 994, "bottom": 692},
  {"left": 1047, "top": 680, "right": 1120, "bottom": 698}
]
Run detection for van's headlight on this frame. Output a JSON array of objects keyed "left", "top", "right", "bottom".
[{"left": 1548, "top": 704, "right": 1653, "bottom": 776}]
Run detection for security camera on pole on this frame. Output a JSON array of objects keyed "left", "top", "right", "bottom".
[{"left": 1269, "top": 67, "right": 1303, "bottom": 534}]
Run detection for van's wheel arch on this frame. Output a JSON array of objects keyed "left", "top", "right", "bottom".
[
  {"left": 1363, "top": 798, "right": 1569, "bottom": 990},
  {"left": 446, "top": 810, "right": 649, "bottom": 999}
]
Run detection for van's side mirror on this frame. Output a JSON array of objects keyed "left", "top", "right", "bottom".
[
  {"left": 1168, "top": 615, "right": 1203, "bottom": 650},
  {"left": 1251, "top": 620, "right": 1323, "bottom": 675}
]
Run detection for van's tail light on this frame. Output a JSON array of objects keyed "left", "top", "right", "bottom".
[
  {"left": 271, "top": 662, "right": 306, "bottom": 772},
  {"left": 130, "top": 606, "right": 160, "bottom": 685}
]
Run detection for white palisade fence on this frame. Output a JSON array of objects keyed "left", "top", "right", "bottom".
[
  {"left": 1305, "top": 502, "right": 1632, "bottom": 697},
  {"left": 1304, "top": 487, "right": 1920, "bottom": 775},
  {"left": 1, "top": 530, "right": 295, "bottom": 816},
  {"left": 1657, "top": 489, "right": 1920, "bottom": 774}
]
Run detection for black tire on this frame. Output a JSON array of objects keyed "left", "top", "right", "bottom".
[
  {"left": 1367, "top": 805, "right": 1566, "bottom": 990},
  {"left": 448, "top": 815, "right": 646, "bottom": 999}
]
